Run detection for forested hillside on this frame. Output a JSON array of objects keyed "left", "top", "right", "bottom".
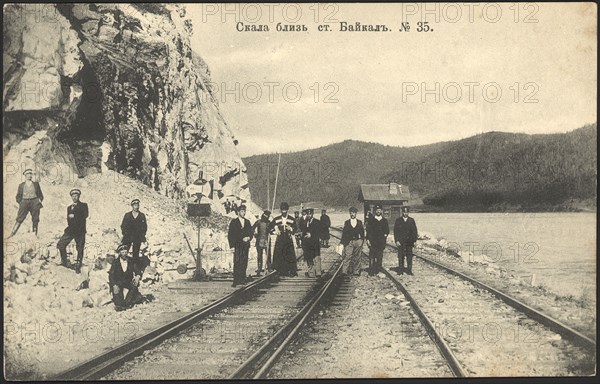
[{"left": 244, "top": 124, "right": 597, "bottom": 211}]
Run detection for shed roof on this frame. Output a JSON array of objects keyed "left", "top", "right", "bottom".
[{"left": 358, "top": 183, "right": 410, "bottom": 202}]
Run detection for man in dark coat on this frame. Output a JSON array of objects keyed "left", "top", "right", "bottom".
[
  {"left": 10, "top": 169, "right": 44, "bottom": 237},
  {"left": 319, "top": 209, "right": 331, "bottom": 248},
  {"left": 365, "top": 204, "right": 389, "bottom": 276},
  {"left": 269, "top": 202, "right": 298, "bottom": 277},
  {"left": 340, "top": 206, "right": 365, "bottom": 276},
  {"left": 228, "top": 204, "right": 253, "bottom": 287},
  {"left": 300, "top": 208, "right": 322, "bottom": 277},
  {"left": 57, "top": 189, "right": 89, "bottom": 273},
  {"left": 394, "top": 206, "right": 419, "bottom": 275},
  {"left": 120, "top": 199, "right": 148, "bottom": 259},
  {"left": 109, "top": 244, "right": 144, "bottom": 311}
]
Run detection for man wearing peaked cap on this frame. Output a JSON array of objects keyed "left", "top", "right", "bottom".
[
  {"left": 57, "top": 188, "right": 89, "bottom": 273},
  {"left": 120, "top": 198, "right": 148, "bottom": 259},
  {"left": 394, "top": 206, "right": 418, "bottom": 275},
  {"left": 10, "top": 168, "right": 44, "bottom": 238},
  {"left": 253, "top": 210, "right": 272, "bottom": 275},
  {"left": 365, "top": 204, "right": 389, "bottom": 276},
  {"left": 116, "top": 244, "right": 129, "bottom": 253}
]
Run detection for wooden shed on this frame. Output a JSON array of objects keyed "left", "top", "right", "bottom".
[{"left": 358, "top": 183, "right": 410, "bottom": 223}]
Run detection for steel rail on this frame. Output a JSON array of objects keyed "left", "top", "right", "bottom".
[
  {"left": 229, "top": 255, "right": 345, "bottom": 379},
  {"left": 331, "top": 226, "right": 596, "bottom": 352},
  {"left": 328, "top": 231, "right": 465, "bottom": 377},
  {"left": 413, "top": 252, "right": 597, "bottom": 352},
  {"left": 53, "top": 271, "right": 279, "bottom": 380},
  {"left": 379, "top": 266, "right": 467, "bottom": 377}
]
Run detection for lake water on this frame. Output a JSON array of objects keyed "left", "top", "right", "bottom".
[{"left": 329, "top": 212, "right": 596, "bottom": 301}]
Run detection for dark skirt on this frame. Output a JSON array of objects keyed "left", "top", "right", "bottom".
[{"left": 272, "top": 235, "right": 297, "bottom": 275}]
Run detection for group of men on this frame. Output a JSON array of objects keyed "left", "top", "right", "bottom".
[
  {"left": 223, "top": 199, "right": 239, "bottom": 214},
  {"left": 337, "top": 204, "right": 418, "bottom": 277},
  {"left": 9, "top": 170, "right": 150, "bottom": 310},
  {"left": 292, "top": 209, "right": 331, "bottom": 249},
  {"left": 360, "top": 204, "right": 419, "bottom": 276},
  {"left": 227, "top": 202, "right": 419, "bottom": 285},
  {"left": 228, "top": 202, "right": 327, "bottom": 286},
  {"left": 11, "top": 169, "right": 418, "bottom": 305}
]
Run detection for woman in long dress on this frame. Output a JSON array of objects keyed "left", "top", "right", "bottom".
[{"left": 269, "top": 202, "right": 298, "bottom": 276}]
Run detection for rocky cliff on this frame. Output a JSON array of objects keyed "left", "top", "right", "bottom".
[{"left": 3, "top": 3, "right": 250, "bottom": 211}]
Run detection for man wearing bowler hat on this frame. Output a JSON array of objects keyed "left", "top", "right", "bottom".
[
  {"left": 120, "top": 199, "right": 148, "bottom": 259},
  {"left": 9, "top": 168, "right": 44, "bottom": 237},
  {"left": 228, "top": 204, "right": 253, "bottom": 287},
  {"left": 365, "top": 204, "right": 389, "bottom": 276},
  {"left": 57, "top": 189, "right": 89, "bottom": 273},
  {"left": 394, "top": 206, "right": 419, "bottom": 275},
  {"left": 300, "top": 208, "right": 322, "bottom": 277}
]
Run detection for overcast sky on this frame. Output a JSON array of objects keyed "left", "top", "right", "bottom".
[{"left": 188, "top": 3, "right": 597, "bottom": 157}]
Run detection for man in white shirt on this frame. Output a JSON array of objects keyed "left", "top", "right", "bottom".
[{"left": 340, "top": 206, "right": 365, "bottom": 276}]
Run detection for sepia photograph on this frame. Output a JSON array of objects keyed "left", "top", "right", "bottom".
[{"left": 2, "top": 2, "right": 597, "bottom": 380}]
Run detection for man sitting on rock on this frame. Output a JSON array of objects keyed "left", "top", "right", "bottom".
[{"left": 109, "top": 244, "right": 146, "bottom": 311}]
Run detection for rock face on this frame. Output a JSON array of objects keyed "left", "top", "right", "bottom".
[{"left": 3, "top": 4, "right": 250, "bottom": 212}]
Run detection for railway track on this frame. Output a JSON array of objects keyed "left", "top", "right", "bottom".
[
  {"left": 314, "top": 227, "right": 595, "bottom": 377},
  {"left": 53, "top": 226, "right": 595, "bottom": 379},
  {"left": 54, "top": 246, "right": 346, "bottom": 380},
  {"left": 267, "top": 267, "right": 456, "bottom": 378}
]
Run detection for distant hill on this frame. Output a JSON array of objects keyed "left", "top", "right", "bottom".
[{"left": 244, "top": 124, "right": 597, "bottom": 212}]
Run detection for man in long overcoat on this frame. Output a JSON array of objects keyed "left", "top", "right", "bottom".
[
  {"left": 319, "top": 209, "right": 331, "bottom": 248},
  {"left": 228, "top": 204, "right": 253, "bottom": 286},
  {"left": 365, "top": 204, "right": 389, "bottom": 276}
]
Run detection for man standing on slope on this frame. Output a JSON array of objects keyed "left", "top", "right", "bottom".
[
  {"left": 9, "top": 169, "right": 44, "bottom": 237},
  {"left": 57, "top": 189, "right": 89, "bottom": 273},
  {"left": 120, "top": 199, "right": 148, "bottom": 259}
]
